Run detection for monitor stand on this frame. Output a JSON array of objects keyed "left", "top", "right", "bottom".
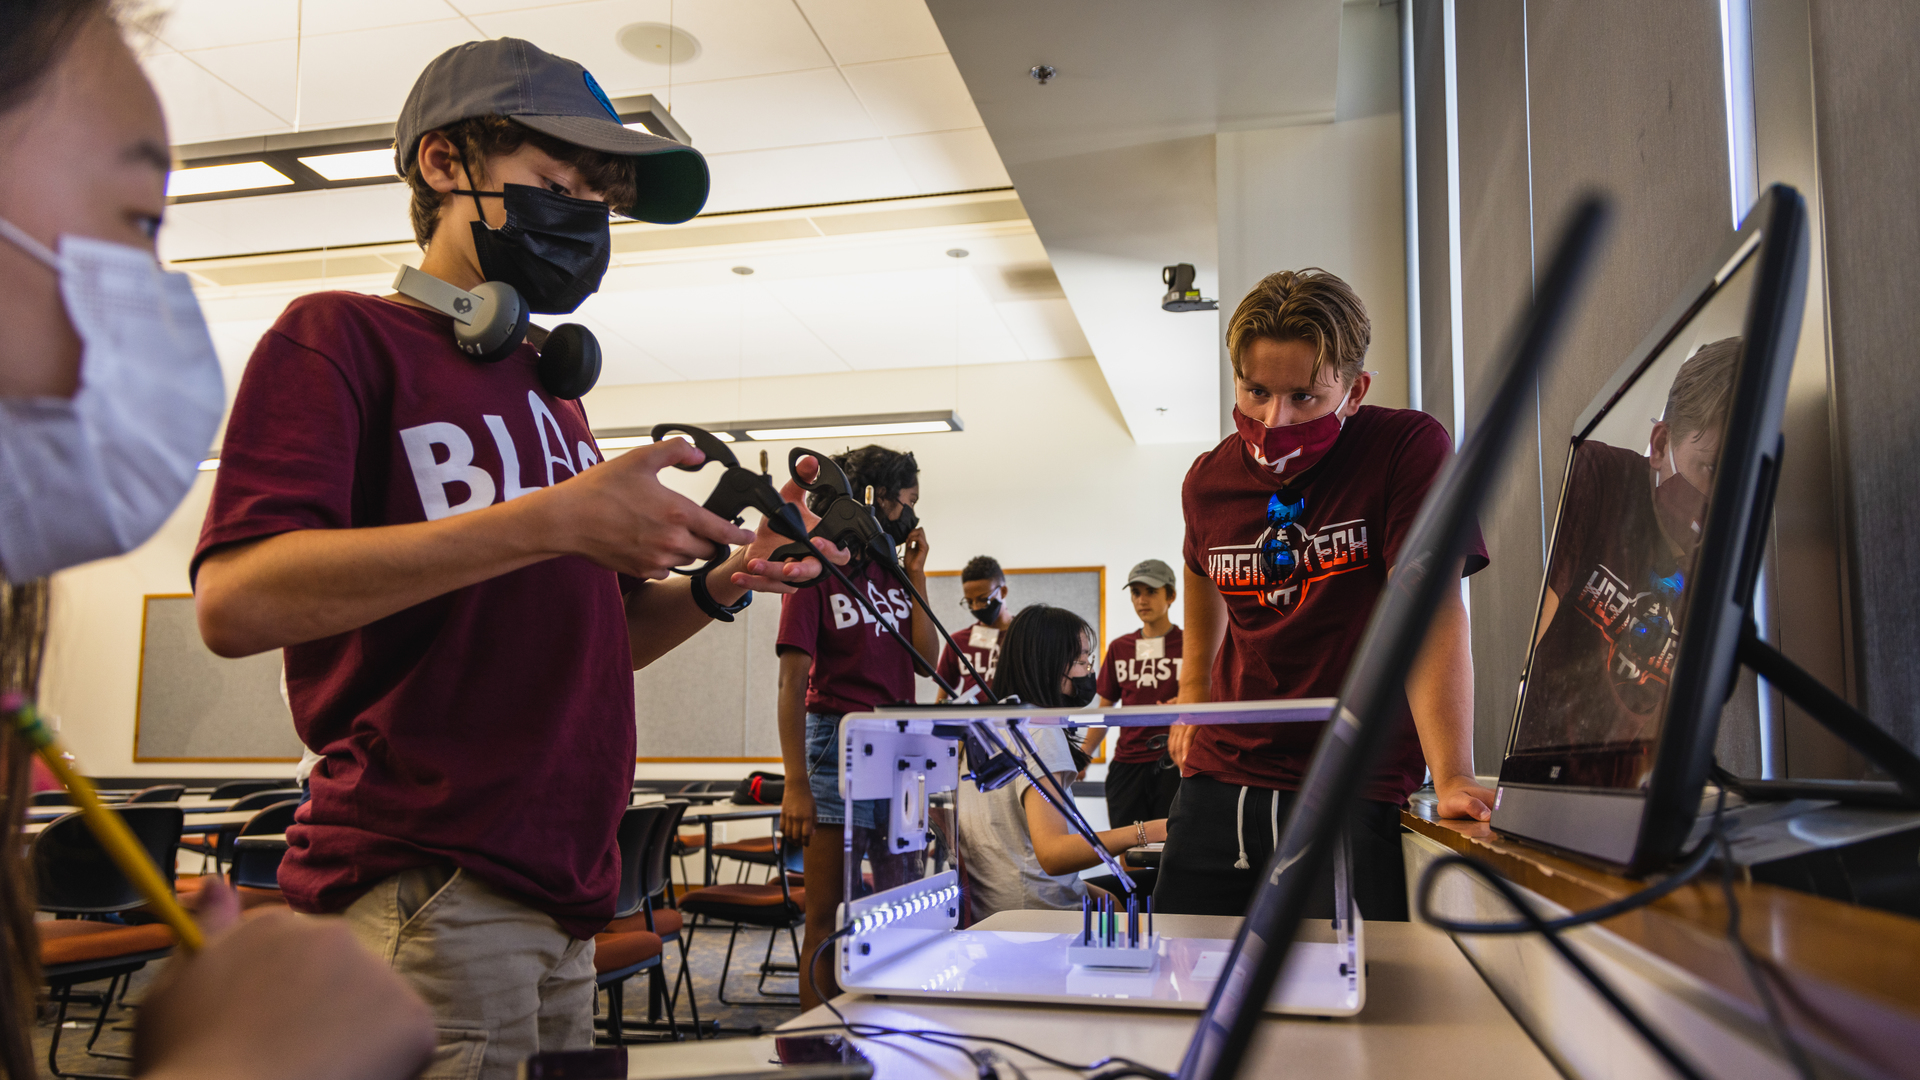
[{"left": 1735, "top": 620, "right": 1920, "bottom": 803}]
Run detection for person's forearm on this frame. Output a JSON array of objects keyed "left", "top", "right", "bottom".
[
  {"left": 194, "top": 493, "right": 566, "bottom": 658},
  {"left": 776, "top": 662, "right": 811, "bottom": 784},
  {"left": 1408, "top": 586, "right": 1477, "bottom": 784},
  {"left": 1033, "top": 823, "right": 1149, "bottom": 876},
  {"left": 1080, "top": 726, "right": 1106, "bottom": 756},
  {"left": 1178, "top": 566, "right": 1222, "bottom": 703},
  {"left": 626, "top": 548, "right": 753, "bottom": 670},
  {"left": 907, "top": 568, "right": 939, "bottom": 665}
]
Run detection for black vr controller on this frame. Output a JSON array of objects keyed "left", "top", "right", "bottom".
[
  {"left": 766, "top": 446, "right": 901, "bottom": 582},
  {"left": 649, "top": 423, "right": 813, "bottom": 577}
]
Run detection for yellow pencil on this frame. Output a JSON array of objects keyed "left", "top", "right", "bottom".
[{"left": 13, "top": 701, "right": 203, "bottom": 953}]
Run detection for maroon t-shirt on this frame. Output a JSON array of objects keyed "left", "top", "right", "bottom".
[
  {"left": 776, "top": 559, "right": 916, "bottom": 714},
  {"left": 1097, "top": 627, "right": 1184, "bottom": 763},
  {"left": 1519, "top": 440, "right": 1681, "bottom": 751},
  {"left": 1180, "top": 405, "right": 1487, "bottom": 805},
  {"left": 192, "top": 291, "right": 635, "bottom": 938},
  {"left": 935, "top": 623, "right": 1001, "bottom": 704}
]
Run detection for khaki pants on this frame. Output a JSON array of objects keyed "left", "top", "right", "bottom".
[{"left": 344, "top": 866, "right": 596, "bottom": 1080}]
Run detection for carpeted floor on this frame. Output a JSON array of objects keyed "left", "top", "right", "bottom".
[{"left": 31, "top": 910, "right": 805, "bottom": 1079}]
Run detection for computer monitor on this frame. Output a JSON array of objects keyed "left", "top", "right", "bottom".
[
  {"left": 1493, "top": 184, "right": 1810, "bottom": 875},
  {"left": 1176, "top": 199, "right": 1609, "bottom": 1080}
]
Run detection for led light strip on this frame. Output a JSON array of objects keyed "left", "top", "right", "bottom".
[{"left": 849, "top": 883, "right": 961, "bottom": 937}]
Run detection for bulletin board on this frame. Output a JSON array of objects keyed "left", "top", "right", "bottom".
[
  {"left": 914, "top": 567, "right": 1107, "bottom": 703},
  {"left": 133, "top": 594, "right": 303, "bottom": 762}
]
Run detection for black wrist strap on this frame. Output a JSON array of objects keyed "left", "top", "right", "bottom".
[{"left": 691, "top": 567, "right": 752, "bottom": 622}]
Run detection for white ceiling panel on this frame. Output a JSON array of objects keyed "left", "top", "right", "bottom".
[
  {"left": 299, "top": 0, "right": 478, "bottom": 38},
  {"left": 766, "top": 267, "right": 1023, "bottom": 370},
  {"left": 794, "top": 0, "right": 949, "bottom": 65},
  {"left": 840, "top": 54, "right": 979, "bottom": 136},
  {"left": 467, "top": 0, "right": 831, "bottom": 92},
  {"left": 143, "top": 49, "right": 289, "bottom": 144},
  {"left": 160, "top": 185, "right": 415, "bottom": 263},
  {"left": 888, "top": 127, "right": 1011, "bottom": 192},
  {"left": 581, "top": 282, "right": 849, "bottom": 381},
  {"left": 991, "top": 298, "right": 1091, "bottom": 360},
  {"left": 701, "top": 140, "right": 918, "bottom": 213},
  {"left": 291, "top": 20, "right": 480, "bottom": 129},
  {"left": 555, "top": 309, "right": 687, "bottom": 385},
  {"left": 664, "top": 68, "right": 879, "bottom": 154},
  {"left": 176, "top": 40, "right": 300, "bottom": 126},
  {"left": 151, "top": 0, "right": 299, "bottom": 51}
]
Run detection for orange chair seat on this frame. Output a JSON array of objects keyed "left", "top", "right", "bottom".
[
  {"left": 604, "top": 909, "right": 682, "bottom": 937},
  {"left": 38, "top": 921, "right": 174, "bottom": 967},
  {"left": 592, "top": 930, "right": 662, "bottom": 974},
  {"left": 711, "top": 835, "right": 776, "bottom": 856},
  {"left": 174, "top": 878, "right": 288, "bottom": 913},
  {"left": 674, "top": 831, "right": 706, "bottom": 850},
  {"left": 679, "top": 883, "right": 805, "bottom": 911}
]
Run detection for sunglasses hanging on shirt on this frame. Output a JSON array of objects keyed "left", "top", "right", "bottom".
[{"left": 390, "top": 264, "right": 602, "bottom": 400}]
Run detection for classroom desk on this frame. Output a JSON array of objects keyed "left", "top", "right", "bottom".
[
  {"left": 681, "top": 803, "right": 780, "bottom": 886},
  {"left": 20, "top": 810, "right": 255, "bottom": 840},
  {"left": 26, "top": 799, "right": 237, "bottom": 822},
  {"left": 619, "top": 919, "right": 1554, "bottom": 1079},
  {"left": 1403, "top": 811, "right": 1920, "bottom": 1079}
]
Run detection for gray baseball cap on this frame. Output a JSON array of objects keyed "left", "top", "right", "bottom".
[
  {"left": 1125, "top": 559, "right": 1177, "bottom": 590},
  {"left": 394, "top": 37, "right": 709, "bottom": 224}
]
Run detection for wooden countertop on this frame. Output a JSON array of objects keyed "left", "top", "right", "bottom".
[{"left": 1402, "top": 811, "right": 1920, "bottom": 1072}]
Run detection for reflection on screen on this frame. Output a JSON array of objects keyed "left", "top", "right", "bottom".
[{"left": 1508, "top": 251, "right": 1758, "bottom": 791}]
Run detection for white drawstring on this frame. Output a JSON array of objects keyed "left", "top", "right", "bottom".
[
  {"left": 1233, "top": 786, "right": 1251, "bottom": 870},
  {"left": 1270, "top": 788, "right": 1280, "bottom": 855}
]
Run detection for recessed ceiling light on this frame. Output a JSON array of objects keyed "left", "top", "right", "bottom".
[
  {"left": 617, "top": 22, "right": 701, "bottom": 65},
  {"left": 946, "top": 248, "right": 970, "bottom": 259},
  {"left": 167, "top": 161, "right": 294, "bottom": 198},
  {"left": 732, "top": 266, "right": 754, "bottom": 275},
  {"left": 297, "top": 147, "right": 395, "bottom": 181}
]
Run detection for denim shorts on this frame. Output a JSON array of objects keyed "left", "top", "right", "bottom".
[{"left": 804, "top": 711, "right": 879, "bottom": 829}]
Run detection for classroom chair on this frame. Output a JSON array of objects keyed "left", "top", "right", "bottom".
[
  {"left": 604, "top": 800, "right": 704, "bottom": 1039},
  {"left": 209, "top": 779, "right": 293, "bottom": 800},
  {"left": 180, "top": 787, "right": 300, "bottom": 872},
  {"left": 31, "top": 790, "right": 69, "bottom": 806},
  {"left": 591, "top": 927, "right": 664, "bottom": 1049},
  {"left": 124, "top": 784, "right": 185, "bottom": 803},
  {"left": 676, "top": 828, "right": 806, "bottom": 1006},
  {"left": 31, "top": 806, "right": 183, "bottom": 1079},
  {"left": 177, "top": 799, "right": 297, "bottom": 912}
]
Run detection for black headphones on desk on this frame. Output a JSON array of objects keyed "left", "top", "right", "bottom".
[{"left": 392, "top": 265, "right": 602, "bottom": 399}]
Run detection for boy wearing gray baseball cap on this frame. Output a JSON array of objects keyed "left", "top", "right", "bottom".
[{"left": 194, "top": 38, "right": 830, "bottom": 1080}]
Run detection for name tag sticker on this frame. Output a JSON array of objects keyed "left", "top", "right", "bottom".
[
  {"left": 971, "top": 625, "right": 1000, "bottom": 649},
  {"left": 1136, "top": 635, "right": 1165, "bottom": 660}
]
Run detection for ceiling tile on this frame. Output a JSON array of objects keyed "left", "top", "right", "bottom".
[
  {"left": 992, "top": 298, "right": 1091, "bottom": 360},
  {"left": 794, "top": 0, "right": 948, "bottom": 65},
  {"left": 177, "top": 40, "right": 300, "bottom": 128},
  {"left": 151, "top": 0, "right": 299, "bottom": 51},
  {"left": 664, "top": 68, "right": 879, "bottom": 154},
  {"left": 840, "top": 54, "right": 980, "bottom": 136},
  {"left": 766, "top": 266, "right": 1023, "bottom": 369},
  {"left": 579, "top": 282, "right": 848, "bottom": 383},
  {"left": 299, "top": 0, "right": 475, "bottom": 37},
  {"left": 466, "top": 0, "right": 832, "bottom": 94},
  {"left": 159, "top": 185, "right": 415, "bottom": 263},
  {"left": 141, "top": 50, "right": 289, "bottom": 144},
  {"left": 701, "top": 139, "right": 918, "bottom": 212},
  {"left": 293, "top": 20, "right": 481, "bottom": 128},
  {"left": 887, "top": 127, "right": 1011, "bottom": 192}
]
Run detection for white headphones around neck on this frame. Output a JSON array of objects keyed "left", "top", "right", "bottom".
[{"left": 392, "top": 265, "right": 601, "bottom": 400}]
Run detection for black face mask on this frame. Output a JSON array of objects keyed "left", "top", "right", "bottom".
[
  {"left": 1064, "top": 673, "right": 1098, "bottom": 708},
  {"left": 971, "top": 597, "right": 1003, "bottom": 626},
  {"left": 882, "top": 502, "right": 918, "bottom": 546},
  {"left": 460, "top": 183, "right": 612, "bottom": 315}
]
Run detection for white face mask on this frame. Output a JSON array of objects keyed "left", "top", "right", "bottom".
[{"left": 0, "top": 216, "right": 224, "bottom": 580}]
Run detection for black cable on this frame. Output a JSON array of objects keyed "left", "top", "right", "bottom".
[
  {"left": 1416, "top": 829, "right": 1719, "bottom": 936},
  {"left": 1415, "top": 853, "right": 1709, "bottom": 1080},
  {"left": 1709, "top": 807, "right": 1818, "bottom": 1080},
  {"left": 796, "top": 929, "right": 1174, "bottom": 1079}
]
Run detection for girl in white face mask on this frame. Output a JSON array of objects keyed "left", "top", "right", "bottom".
[{"left": 0, "top": 6, "right": 433, "bottom": 1080}]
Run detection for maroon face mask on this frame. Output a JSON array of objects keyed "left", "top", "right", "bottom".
[
  {"left": 1651, "top": 448, "right": 1709, "bottom": 557},
  {"left": 1233, "top": 391, "right": 1350, "bottom": 477}
]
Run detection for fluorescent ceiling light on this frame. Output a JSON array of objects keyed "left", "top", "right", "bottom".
[
  {"left": 596, "top": 431, "right": 734, "bottom": 453},
  {"left": 298, "top": 147, "right": 394, "bottom": 181},
  {"left": 167, "top": 161, "right": 293, "bottom": 198},
  {"left": 744, "top": 420, "right": 954, "bottom": 441}
]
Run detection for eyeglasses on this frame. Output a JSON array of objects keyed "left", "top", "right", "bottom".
[
  {"left": 1067, "top": 655, "right": 1096, "bottom": 676},
  {"left": 958, "top": 589, "right": 1005, "bottom": 612}
]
